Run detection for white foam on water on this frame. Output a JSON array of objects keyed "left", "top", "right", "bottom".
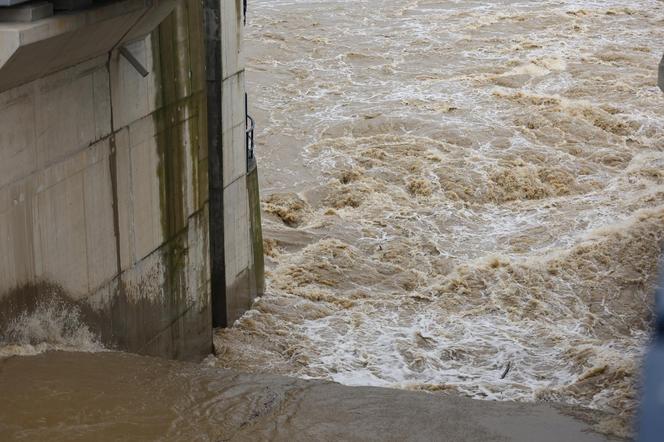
[{"left": 216, "top": 0, "right": 664, "bottom": 437}]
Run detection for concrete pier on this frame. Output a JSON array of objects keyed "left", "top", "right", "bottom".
[{"left": 0, "top": 0, "right": 264, "bottom": 359}]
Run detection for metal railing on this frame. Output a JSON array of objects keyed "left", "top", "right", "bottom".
[{"left": 245, "top": 93, "right": 255, "bottom": 169}]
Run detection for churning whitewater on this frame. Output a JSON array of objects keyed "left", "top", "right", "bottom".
[{"left": 213, "top": 0, "right": 664, "bottom": 437}]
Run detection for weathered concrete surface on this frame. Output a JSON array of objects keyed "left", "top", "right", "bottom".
[
  {"left": 0, "top": 351, "right": 621, "bottom": 442},
  {"left": 0, "top": 0, "right": 178, "bottom": 93},
  {"left": 247, "top": 161, "right": 265, "bottom": 298},
  {"left": 0, "top": 0, "right": 265, "bottom": 359},
  {"left": 0, "top": 2, "right": 53, "bottom": 23},
  {"left": 0, "top": 0, "right": 31, "bottom": 7},
  {"left": 0, "top": 0, "right": 214, "bottom": 360},
  {"left": 0, "top": 0, "right": 264, "bottom": 359}
]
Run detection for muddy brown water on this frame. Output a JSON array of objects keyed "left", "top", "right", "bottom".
[
  {"left": 213, "top": 0, "right": 664, "bottom": 438},
  {"left": 0, "top": 351, "right": 621, "bottom": 441},
  {"left": 1, "top": 0, "right": 664, "bottom": 440}
]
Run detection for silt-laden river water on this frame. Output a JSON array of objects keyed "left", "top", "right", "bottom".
[
  {"left": 213, "top": 0, "right": 664, "bottom": 437},
  {"left": 1, "top": 1, "right": 663, "bottom": 439}
]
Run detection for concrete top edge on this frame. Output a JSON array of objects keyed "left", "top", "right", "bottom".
[
  {"left": 0, "top": 0, "right": 178, "bottom": 92},
  {"left": 0, "top": 0, "right": 32, "bottom": 6},
  {"left": 0, "top": 0, "right": 147, "bottom": 43}
]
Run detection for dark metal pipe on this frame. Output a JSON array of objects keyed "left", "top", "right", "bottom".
[{"left": 204, "top": 0, "right": 228, "bottom": 328}]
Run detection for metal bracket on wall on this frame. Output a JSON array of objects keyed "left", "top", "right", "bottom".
[{"left": 119, "top": 45, "right": 149, "bottom": 78}]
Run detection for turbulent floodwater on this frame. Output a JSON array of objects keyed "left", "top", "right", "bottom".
[{"left": 213, "top": 0, "right": 664, "bottom": 437}]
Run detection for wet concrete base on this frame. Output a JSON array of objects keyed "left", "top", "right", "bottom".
[{"left": 0, "top": 351, "right": 622, "bottom": 441}]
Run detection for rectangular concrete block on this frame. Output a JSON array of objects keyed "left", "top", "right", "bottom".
[
  {"left": 223, "top": 175, "right": 253, "bottom": 323},
  {"left": 144, "top": 34, "right": 161, "bottom": 115},
  {"left": 118, "top": 248, "right": 167, "bottom": 305},
  {"left": 223, "top": 176, "right": 251, "bottom": 283},
  {"left": 120, "top": 0, "right": 180, "bottom": 47},
  {"left": 83, "top": 139, "right": 119, "bottom": 292},
  {"left": 186, "top": 0, "right": 205, "bottom": 93},
  {"left": 0, "top": 85, "right": 37, "bottom": 189},
  {"left": 222, "top": 122, "right": 247, "bottom": 188},
  {"left": 0, "top": 208, "right": 18, "bottom": 294},
  {"left": 112, "top": 219, "right": 207, "bottom": 358},
  {"left": 0, "top": 0, "right": 31, "bottom": 6},
  {"left": 185, "top": 206, "right": 210, "bottom": 306},
  {"left": 33, "top": 170, "right": 89, "bottom": 298},
  {"left": 138, "top": 292, "right": 212, "bottom": 360},
  {"left": 226, "top": 267, "right": 251, "bottom": 324},
  {"left": 171, "top": 4, "right": 192, "bottom": 101},
  {"left": 34, "top": 59, "right": 106, "bottom": 169},
  {"left": 145, "top": 115, "right": 201, "bottom": 237},
  {"left": 128, "top": 117, "right": 164, "bottom": 262},
  {"left": 221, "top": 71, "right": 247, "bottom": 188},
  {"left": 113, "top": 128, "right": 135, "bottom": 272},
  {"left": 0, "top": 0, "right": 157, "bottom": 92},
  {"left": 0, "top": 29, "right": 68, "bottom": 93},
  {"left": 92, "top": 66, "right": 112, "bottom": 141},
  {"left": 0, "top": 2, "right": 53, "bottom": 23},
  {"left": 153, "top": 2, "right": 197, "bottom": 106},
  {"left": 46, "top": 19, "right": 135, "bottom": 82},
  {"left": 221, "top": 71, "right": 246, "bottom": 130},
  {"left": 161, "top": 117, "right": 197, "bottom": 225},
  {"left": 220, "top": 0, "right": 244, "bottom": 80},
  {"left": 114, "top": 247, "right": 171, "bottom": 351},
  {"left": 33, "top": 133, "right": 107, "bottom": 198},
  {"left": 0, "top": 182, "right": 35, "bottom": 294},
  {"left": 110, "top": 38, "right": 153, "bottom": 130}
]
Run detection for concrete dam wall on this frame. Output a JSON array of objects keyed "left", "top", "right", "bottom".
[{"left": 0, "top": 0, "right": 263, "bottom": 359}]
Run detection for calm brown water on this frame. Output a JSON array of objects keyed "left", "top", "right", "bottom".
[
  {"left": 213, "top": 0, "right": 664, "bottom": 437},
  {"left": 0, "top": 351, "right": 616, "bottom": 442}
]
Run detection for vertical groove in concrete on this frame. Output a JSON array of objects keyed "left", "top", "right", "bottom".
[{"left": 108, "top": 136, "right": 123, "bottom": 276}]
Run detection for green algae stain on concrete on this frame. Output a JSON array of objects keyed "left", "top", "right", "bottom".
[
  {"left": 147, "top": 0, "right": 262, "bottom": 333},
  {"left": 153, "top": 13, "right": 186, "bottom": 239},
  {"left": 133, "top": 0, "right": 210, "bottom": 358},
  {"left": 152, "top": 0, "right": 207, "bottom": 239}
]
